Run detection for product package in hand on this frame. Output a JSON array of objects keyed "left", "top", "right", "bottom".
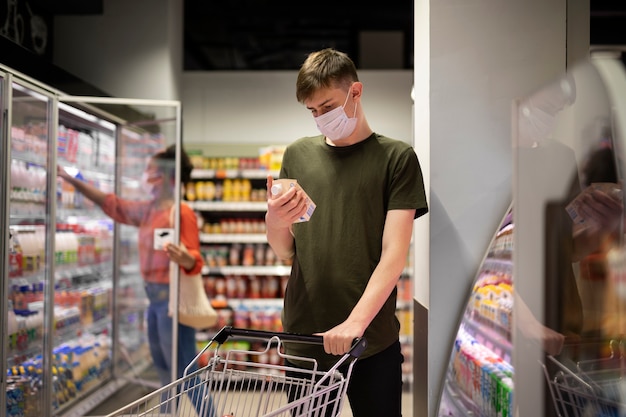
[
  {"left": 270, "top": 178, "right": 316, "bottom": 222},
  {"left": 566, "top": 182, "right": 622, "bottom": 225},
  {"left": 153, "top": 228, "right": 174, "bottom": 250}
]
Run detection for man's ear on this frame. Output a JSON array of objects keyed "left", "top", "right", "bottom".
[{"left": 351, "top": 82, "right": 363, "bottom": 100}]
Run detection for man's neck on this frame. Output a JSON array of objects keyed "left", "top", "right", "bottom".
[{"left": 325, "top": 128, "right": 373, "bottom": 147}]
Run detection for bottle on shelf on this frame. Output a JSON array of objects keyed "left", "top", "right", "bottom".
[{"left": 8, "top": 228, "right": 23, "bottom": 278}]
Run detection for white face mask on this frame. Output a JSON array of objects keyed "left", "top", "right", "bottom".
[
  {"left": 141, "top": 171, "right": 159, "bottom": 198},
  {"left": 314, "top": 89, "right": 358, "bottom": 141}
]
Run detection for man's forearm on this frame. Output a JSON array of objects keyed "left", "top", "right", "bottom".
[{"left": 266, "top": 224, "right": 295, "bottom": 260}]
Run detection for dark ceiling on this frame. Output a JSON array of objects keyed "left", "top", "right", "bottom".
[
  {"left": 3, "top": 1, "right": 626, "bottom": 73},
  {"left": 183, "top": 0, "right": 415, "bottom": 70},
  {"left": 183, "top": 0, "right": 626, "bottom": 71},
  {"left": 590, "top": 0, "right": 626, "bottom": 46}
]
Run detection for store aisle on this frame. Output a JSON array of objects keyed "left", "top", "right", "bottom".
[
  {"left": 88, "top": 385, "right": 413, "bottom": 417},
  {"left": 341, "top": 392, "right": 413, "bottom": 416},
  {"left": 86, "top": 367, "right": 158, "bottom": 416}
]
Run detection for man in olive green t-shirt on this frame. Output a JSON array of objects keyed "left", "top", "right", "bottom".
[{"left": 265, "top": 48, "right": 428, "bottom": 417}]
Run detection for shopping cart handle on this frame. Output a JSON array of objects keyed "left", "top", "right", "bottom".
[{"left": 214, "top": 326, "right": 368, "bottom": 358}]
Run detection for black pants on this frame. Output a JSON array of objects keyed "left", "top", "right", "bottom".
[{"left": 286, "top": 340, "right": 404, "bottom": 417}]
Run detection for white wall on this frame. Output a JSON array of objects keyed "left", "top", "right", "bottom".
[
  {"left": 53, "top": 0, "right": 181, "bottom": 101},
  {"left": 181, "top": 70, "right": 413, "bottom": 148}
]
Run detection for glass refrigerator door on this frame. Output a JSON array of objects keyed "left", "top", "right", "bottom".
[
  {"left": 1, "top": 67, "right": 183, "bottom": 416},
  {"left": 4, "top": 77, "right": 54, "bottom": 417},
  {"left": 57, "top": 97, "right": 183, "bottom": 402},
  {"left": 52, "top": 100, "right": 119, "bottom": 415}
]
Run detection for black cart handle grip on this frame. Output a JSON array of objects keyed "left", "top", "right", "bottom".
[{"left": 213, "top": 326, "right": 368, "bottom": 358}]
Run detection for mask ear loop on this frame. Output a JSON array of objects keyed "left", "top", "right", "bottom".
[
  {"left": 342, "top": 88, "right": 352, "bottom": 107},
  {"left": 343, "top": 85, "right": 358, "bottom": 117}
]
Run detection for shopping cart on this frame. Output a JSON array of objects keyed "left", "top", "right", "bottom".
[
  {"left": 103, "top": 326, "right": 368, "bottom": 417},
  {"left": 542, "top": 350, "right": 626, "bottom": 417}
]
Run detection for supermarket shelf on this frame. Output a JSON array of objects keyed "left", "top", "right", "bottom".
[
  {"left": 202, "top": 265, "right": 291, "bottom": 276},
  {"left": 9, "top": 214, "right": 47, "bottom": 224},
  {"left": 58, "top": 358, "right": 154, "bottom": 417},
  {"left": 481, "top": 257, "right": 513, "bottom": 274},
  {"left": 226, "top": 298, "right": 283, "bottom": 308},
  {"left": 461, "top": 316, "right": 512, "bottom": 359},
  {"left": 191, "top": 168, "right": 279, "bottom": 179},
  {"left": 57, "top": 377, "right": 124, "bottom": 417},
  {"left": 200, "top": 233, "right": 268, "bottom": 243},
  {"left": 119, "top": 264, "right": 140, "bottom": 276},
  {"left": 189, "top": 201, "right": 268, "bottom": 211},
  {"left": 7, "top": 316, "right": 111, "bottom": 368},
  {"left": 11, "top": 149, "right": 47, "bottom": 166},
  {"left": 441, "top": 374, "right": 481, "bottom": 416}
]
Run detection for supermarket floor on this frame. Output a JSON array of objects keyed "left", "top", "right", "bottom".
[{"left": 87, "top": 372, "right": 414, "bottom": 416}]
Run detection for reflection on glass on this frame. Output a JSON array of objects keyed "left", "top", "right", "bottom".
[
  {"left": 516, "top": 56, "right": 626, "bottom": 417},
  {"left": 438, "top": 55, "right": 626, "bottom": 417},
  {"left": 115, "top": 122, "right": 173, "bottom": 380}
]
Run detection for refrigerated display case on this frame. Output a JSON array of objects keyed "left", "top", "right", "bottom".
[
  {"left": 436, "top": 205, "right": 514, "bottom": 417},
  {"left": 0, "top": 64, "right": 184, "bottom": 417}
]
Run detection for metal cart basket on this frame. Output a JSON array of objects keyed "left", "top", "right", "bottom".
[
  {"left": 542, "top": 349, "right": 626, "bottom": 417},
  {"left": 103, "top": 326, "right": 367, "bottom": 417}
]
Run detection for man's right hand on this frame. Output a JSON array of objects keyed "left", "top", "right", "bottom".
[{"left": 265, "top": 175, "right": 308, "bottom": 229}]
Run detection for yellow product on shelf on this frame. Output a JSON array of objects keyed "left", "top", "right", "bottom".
[
  {"left": 189, "top": 154, "right": 204, "bottom": 169},
  {"left": 472, "top": 288, "right": 487, "bottom": 312},
  {"left": 259, "top": 145, "right": 285, "bottom": 171},
  {"left": 222, "top": 179, "right": 232, "bottom": 201},
  {"left": 195, "top": 181, "right": 205, "bottom": 201},
  {"left": 497, "top": 282, "right": 513, "bottom": 297},
  {"left": 229, "top": 157, "right": 241, "bottom": 170},
  {"left": 186, "top": 183, "right": 196, "bottom": 201},
  {"left": 203, "top": 181, "right": 216, "bottom": 201},
  {"left": 240, "top": 179, "right": 252, "bottom": 201},
  {"left": 81, "top": 291, "right": 94, "bottom": 325},
  {"left": 474, "top": 274, "right": 500, "bottom": 290},
  {"left": 481, "top": 299, "right": 497, "bottom": 323},
  {"left": 482, "top": 284, "right": 502, "bottom": 300},
  {"left": 231, "top": 179, "right": 242, "bottom": 201},
  {"left": 396, "top": 308, "right": 413, "bottom": 336}
]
